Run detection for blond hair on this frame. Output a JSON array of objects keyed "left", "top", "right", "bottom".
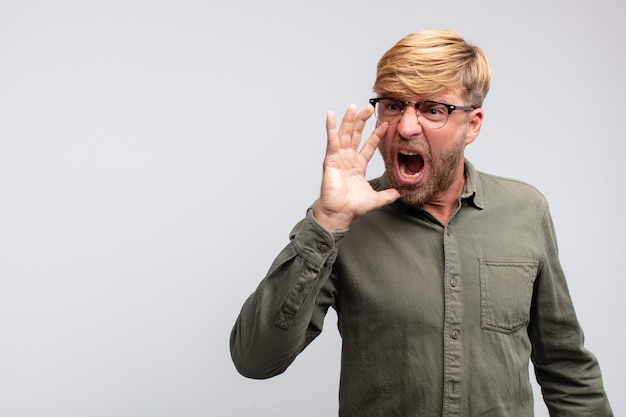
[{"left": 373, "top": 30, "right": 491, "bottom": 107}]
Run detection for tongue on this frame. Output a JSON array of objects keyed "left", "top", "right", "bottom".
[{"left": 405, "top": 154, "right": 424, "bottom": 175}]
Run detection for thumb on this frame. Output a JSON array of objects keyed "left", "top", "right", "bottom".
[{"left": 375, "top": 188, "right": 401, "bottom": 209}]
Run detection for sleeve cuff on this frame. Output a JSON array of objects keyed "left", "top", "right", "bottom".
[{"left": 290, "top": 208, "right": 348, "bottom": 270}]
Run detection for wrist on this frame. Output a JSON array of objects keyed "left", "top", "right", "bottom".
[{"left": 311, "top": 205, "right": 352, "bottom": 232}]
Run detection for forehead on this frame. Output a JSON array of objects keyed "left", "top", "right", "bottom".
[{"left": 395, "top": 88, "right": 463, "bottom": 103}]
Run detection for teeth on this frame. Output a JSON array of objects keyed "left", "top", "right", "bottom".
[
  {"left": 398, "top": 150, "right": 423, "bottom": 178},
  {"left": 400, "top": 167, "right": 421, "bottom": 177}
]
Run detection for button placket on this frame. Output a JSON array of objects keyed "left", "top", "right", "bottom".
[{"left": 442, "top": 225, "right": 463, "bottom": 416}]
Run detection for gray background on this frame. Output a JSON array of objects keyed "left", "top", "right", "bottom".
[{"left": 1, "top": 0, "right": 623, "bottom": 416}]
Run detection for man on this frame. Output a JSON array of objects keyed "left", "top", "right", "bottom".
[{"left": 230, "top": 30, "right": 613, "bottom": 416}]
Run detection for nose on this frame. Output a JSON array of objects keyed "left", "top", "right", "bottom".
[{"left": 395, "top": 106, "right": 423, "bottom": 138}]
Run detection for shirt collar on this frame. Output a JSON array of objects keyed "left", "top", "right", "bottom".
[{"left": 462, "top": 158, "right": 484, "bottom": 210}]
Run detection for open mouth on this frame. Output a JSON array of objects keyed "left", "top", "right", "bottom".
[{"left": 397, "top": 150, "right": 425, "bottom": 182}]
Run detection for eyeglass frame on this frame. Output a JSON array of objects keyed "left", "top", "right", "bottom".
[{"left": 369, "top": 97, "right": 475, "bottom": 129}]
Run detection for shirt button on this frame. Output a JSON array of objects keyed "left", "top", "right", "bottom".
[
  {"left": 450, "top": 277, "right": 458, "bottom": 287},
  {"left": 451, "top": 329, "right": 460, "bottom": 339},
  {"left": 446, "top": 228, "right": 451, "bottom": 236},
  {"left": 318, "top": 243, "right": 330, "bottom": 253}
]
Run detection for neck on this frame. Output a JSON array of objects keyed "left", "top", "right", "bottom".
[{"left": 421, "top": 168, "right": 466, "bottom": 225}]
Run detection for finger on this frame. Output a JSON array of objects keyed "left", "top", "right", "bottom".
[
  {"left": 357, "top": 188, "right": 401, "bottom": 217},
  {"left": 325, "top": 110, "right": 339, "bottom": 155},
  {"left": 350, "top": 105, "right": 374, "bottom": 150},
  {"left": 376, "top": 188, "right": 402, "bottom": 207},
  {"left": 337, "top": 104, "right": 357, "bottom": 148},
  {"left": 359, "top": 121, "right": 388, "bottom": 162}
]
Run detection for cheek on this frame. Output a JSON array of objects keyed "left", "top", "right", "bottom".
[{"left": 427, "top": 132, "right": 452, "bottom": 153}]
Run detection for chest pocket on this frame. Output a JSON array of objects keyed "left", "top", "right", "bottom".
[{"left": 479, "top": 258, "right": 538, "bottom": 334}]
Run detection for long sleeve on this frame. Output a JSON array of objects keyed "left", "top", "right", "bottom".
[
  {"left": 529, "top": 206, "right": 613, "bottom": 416},
  {"left": 230, "top": 168, "right": 614, "bottom": 416},
  {"left": 230, "top": 209, "right": 343, "bottom": 379}
]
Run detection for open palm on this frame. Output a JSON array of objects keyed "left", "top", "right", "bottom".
[{"left": 312, "top": 105, "right": 400, "bottom": 231}]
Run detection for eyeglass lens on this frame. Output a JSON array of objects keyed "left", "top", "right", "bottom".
[{"left": 374, "top": 99, "right": 449, "bottom": 128}]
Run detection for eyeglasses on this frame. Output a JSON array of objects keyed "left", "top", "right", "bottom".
[{"left": 369, "top": 98, "right": 475, "bottom": 129}]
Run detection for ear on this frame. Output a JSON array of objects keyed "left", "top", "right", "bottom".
[{"left": 464, "top": 108, "right": 484, "bottom": 146}]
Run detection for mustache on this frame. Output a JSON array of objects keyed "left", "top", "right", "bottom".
[{"left": 393, "top": 136, "right": 432, "bottom": 160}]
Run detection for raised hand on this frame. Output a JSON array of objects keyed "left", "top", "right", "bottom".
[{"left": 312, "top": 104, "right": 401, "bottom": 232}]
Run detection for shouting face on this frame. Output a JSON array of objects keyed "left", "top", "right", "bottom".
[{"left": 377, "top": 90, "right": 483, "bottom": 207}]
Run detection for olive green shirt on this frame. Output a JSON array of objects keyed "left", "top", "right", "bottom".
[{"left": 230, "top": 160, "right": 612, "bottom": 416}]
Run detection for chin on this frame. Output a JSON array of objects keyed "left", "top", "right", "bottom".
[{"left": 390, "top": 180, "right": 431, "bottom": 207}]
